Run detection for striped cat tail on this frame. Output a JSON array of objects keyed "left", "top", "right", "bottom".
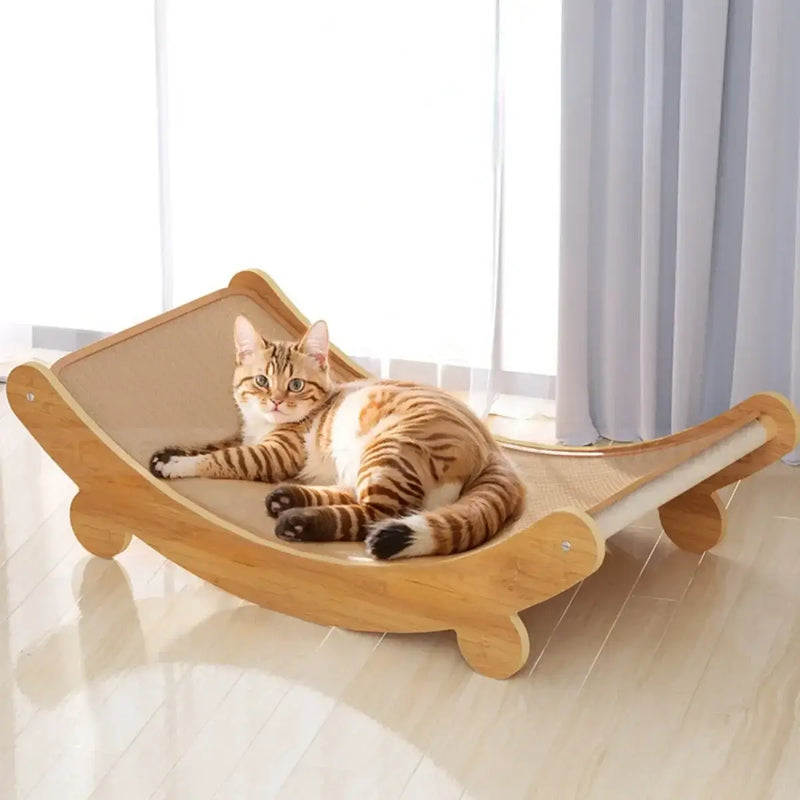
[{"left": 365, "top": 452, "right": 525, "bottom": 559}]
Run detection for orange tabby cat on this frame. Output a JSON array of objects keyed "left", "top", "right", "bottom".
[{"left": 150, "top": 316, "right": 525, "bottom": 559}]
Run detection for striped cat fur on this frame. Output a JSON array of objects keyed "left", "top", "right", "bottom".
[{"left": 150, "top": 316, "right": 525, "bottom": 559}]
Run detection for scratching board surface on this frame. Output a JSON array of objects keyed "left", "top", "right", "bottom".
[{"left": 55, "top": 291, "right": 754, "bottom": 558}]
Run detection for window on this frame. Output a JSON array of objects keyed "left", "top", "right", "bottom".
[
  {"left": 1, "top": 1, "right": 561, "bottom": 398},
  {"left": 0, "top": 0, "right": 161, "bottom": 333}
]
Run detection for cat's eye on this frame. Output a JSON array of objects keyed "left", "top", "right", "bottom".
[
  {"left": 288, "top": 378, "right": 305, "bottom": 392},
  {"left": 254, "top": 374, "right": 269, "bottom": 388}
]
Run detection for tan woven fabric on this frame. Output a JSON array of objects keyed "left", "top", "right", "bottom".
[
  {"left": 57, "top": 291, "right": 748, "bottom": 560},
  {"left": 58, "top": 294, "right": 298, "bottom": 465}
]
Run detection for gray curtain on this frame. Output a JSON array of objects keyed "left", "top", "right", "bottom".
[{"left": 557, "top": 0, "right": 800, "bottom": 464}]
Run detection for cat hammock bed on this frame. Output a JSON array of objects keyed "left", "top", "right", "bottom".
[{"left": 8, "top": 270, "right": 799, "bottom": 679}]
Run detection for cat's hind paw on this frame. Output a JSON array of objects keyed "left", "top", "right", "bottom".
[
  {"left": 265, "top": 485, "right": 305, "bottom": 518},
  {"left": 274, "top": 508, "right": 333, "bottom": 542}
]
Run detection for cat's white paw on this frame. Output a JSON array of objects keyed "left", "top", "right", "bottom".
[
  {"left": 161, "top": 455, "right": 202, "bottom": 478},
  {"left": 149, "top": 450, "right": 203, "bottom": 479}
]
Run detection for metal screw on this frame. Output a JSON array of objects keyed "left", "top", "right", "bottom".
[
  {"left": 561, "top": 540, "right": 571, "bottom": 552},
  {"left": 26, "top": 392, "right": 35, "bottom": 402}
]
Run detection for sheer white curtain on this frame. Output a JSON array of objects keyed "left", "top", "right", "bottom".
[
  {"left": 0, "top": 1, "right": 561, "bottom": 413},
  {"left": 0, "top": 0, "right": 161, "bottom": 334},
  {"left": 161, "top": 0, "right": 560, "bottom": 412},
  {"left": 163, "top": 0, "right": 496, "bottom": 407}
]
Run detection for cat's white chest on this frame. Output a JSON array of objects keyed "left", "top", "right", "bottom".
[
  {"left": 303, "top": 388, "right": 371, "bottom": 488},
  {"left": 239, "top": 402, "right": 275, "bottom": 445},
  {"left": 301, "top": 433, "right": 338, "bottom": 485}
]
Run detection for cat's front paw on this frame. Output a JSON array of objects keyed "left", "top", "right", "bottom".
[{"left": 149, "top": 448, "right": 201, "bottom": 479}]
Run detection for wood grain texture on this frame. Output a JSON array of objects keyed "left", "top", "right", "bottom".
[
  {"left": 695, "top": 393, "right": 800, "bottom": 487},
  {"left": 654, "top": 393, "right": 799, "bottom": 555},
  {"left": 69, "top": 492, "right": 132, "bottom": 559},
  {"left": 6, "top": 363, "right": 604, "bottom": 679},
  {"left": 456, "top": 614, "right": 530, "bottom": 680},
  {"left": 659, "top": 489, "right": 727, "bottom": 554}
]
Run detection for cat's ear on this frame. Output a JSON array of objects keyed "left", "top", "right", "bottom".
[
  {"left": 234, "top": 315, "right": 264, "bottom": 362},
  {"left": 300, "top": 320, "right": 329, "bottom": 367}
]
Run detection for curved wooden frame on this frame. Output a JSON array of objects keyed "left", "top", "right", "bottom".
[{"left": 7, "top": 270, "right": 800, "bottom": 679}]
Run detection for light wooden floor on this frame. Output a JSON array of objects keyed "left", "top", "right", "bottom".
[{"left": 2, "top": 386, "right": 800, "bottom": 800}]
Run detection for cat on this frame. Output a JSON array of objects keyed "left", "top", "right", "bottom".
[{"left": 149, "top": 315, "right": 525, "bottom": 559}]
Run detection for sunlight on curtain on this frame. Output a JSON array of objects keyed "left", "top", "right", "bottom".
[
  {"left": 164, "top": 0, "right": 561, "bottom": 385},
  {"left": 166, "top": 0, "right": 496, "bottom": 370},
  {"left": 501, "top": 0, "right": 561, "bottom": 377},
  {"left": 0, "top": 0, "right": 561, "bottom": 401},
  {"left": 0, "top": 1, "right": 161, "bottom": 333}
]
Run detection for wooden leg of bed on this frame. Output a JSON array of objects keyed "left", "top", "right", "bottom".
[
  {"left": 455, "top": 614, "right": 530, "bottom": 679},
  {"left": 659, "top": 489, "right": 727, "bottom": 554},
  {"left": 70, "top": 493, "right": 132, "bottom": 559}
]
